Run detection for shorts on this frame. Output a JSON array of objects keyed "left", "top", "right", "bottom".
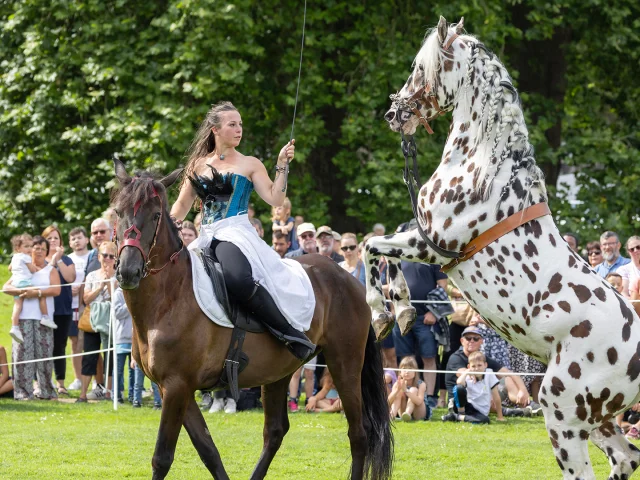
[
  {"left": 303, "top": 356, "right": 317, "bottom": 371},
  {"left": 15, "top": 279, "right": 32, "bottom": 288},
  {"left": 380, "top": 332, "right": 395, "bottom": 349},
  {"left": 68, "top": 309, "right": 80, "bottom": 337},
  {"left": 393, "top": 317, "right": 438, "bottom": 359}
]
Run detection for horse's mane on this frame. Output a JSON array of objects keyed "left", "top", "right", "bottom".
[
  {"left": 415, "top": 25, "right": 546, "bottom": 207},
  {"left": 111, "top": 171, "right": 164, "bottom": 212}
]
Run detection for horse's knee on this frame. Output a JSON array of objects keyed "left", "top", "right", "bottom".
[{"left": 152, "top": 452, "right": 174, "bottom": 475}]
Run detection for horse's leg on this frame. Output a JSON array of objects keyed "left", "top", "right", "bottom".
[
  {"left": 364, "top": 231, "right": 424, "bottom": 338},
  {"left": 323, "top": 352, "right": 367, "bottom": 480},
  {"left": 182, "top": 397, "right": 230, "bottom": 480},
  {"left": 590, "top": 420, "right": 640, "bottom": 479},
  {"left": 151, "top": 384, "right": 190, "bottom": 480},
  {"left": 538, "top": 374, "right": 596, "bottom": 480},
  {"left": 250, "top": 375, "right": 292, "bottom": 480},
  {"left": 385, "top": 257, "right": 416, "bottom": 335}
]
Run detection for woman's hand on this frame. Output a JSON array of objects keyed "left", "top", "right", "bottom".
[
  {"left": 277, "top": 140, "right": 295, "bottom": 164},
  {"left": 51, "top": 246, "right": 64, "bottom": 264},
  {"left": 19, "top": 289, "right": 41, "bottom": 299}
]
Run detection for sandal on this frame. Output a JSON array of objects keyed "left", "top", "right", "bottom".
[
  {"left": 75, "top": 397, "right": 88, "bottom": 403},
  {"left": 57, "top": 387, "right": 69, "bottom": 396}
]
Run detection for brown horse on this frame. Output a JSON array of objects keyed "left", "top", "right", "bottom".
[{"left": 110, "top": 160, "right": 393, "bottom": 480}]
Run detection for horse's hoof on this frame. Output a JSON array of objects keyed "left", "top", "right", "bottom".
[
  {"left": 372, "top": 316, "right": 395, "bottom": 341},
  {"left": 397, "top": 307, "right": 417, "bottom": 336}
]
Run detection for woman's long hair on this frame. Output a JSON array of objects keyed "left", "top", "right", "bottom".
[{"left": 182, "top": 101, "right": 238, "bottom": 188}]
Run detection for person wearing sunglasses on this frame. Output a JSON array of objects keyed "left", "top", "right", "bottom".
[
  {"left": 285, "top": 223, "right": 318, "bottom": 258},
  {"left": 338, "top": 233, "right": 365, "bottom": 286},
  {"left": 594, "top": 231, "right": 630, "bottom": 278},
  {"left": 77, "top": 241, "right": 118, "bottom": 403},
  {"left": 445, "top": 326, "right": 534, "bottom": 415},
  {"left": 85, "top": 218, "right": 113, "bottom": 275},
  {"left": 585, "top": 241, "right": 603, "bottom": 268},
  {"left": 617, "top": 236, "right": 640, "bottom": 298}
]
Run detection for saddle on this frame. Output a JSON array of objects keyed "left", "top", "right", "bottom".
[{"left": 200, "top": 247, "right": 264, "bottom": 401}]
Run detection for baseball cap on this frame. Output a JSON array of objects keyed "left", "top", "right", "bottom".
[
  {"left": 297, "top": 222, "right": 316, "bottom": 237},
  {"left": 332, "top": 231, "right": 341, "bottom": 241},
  {"left": 316, "top": 225, "right": 333, "bottom": 237},
  {"left": 462, "top": 326, "right": 484, "bottom": 338}
]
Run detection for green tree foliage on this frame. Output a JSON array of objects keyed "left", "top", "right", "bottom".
[{"left": 0, "top": 0, "right": 638, "bottom": 259}]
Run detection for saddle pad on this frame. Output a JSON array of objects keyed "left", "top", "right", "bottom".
[{"left": 190, "top": 248, "right": 233, "bottom": 329}]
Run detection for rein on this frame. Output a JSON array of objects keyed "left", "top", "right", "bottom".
[{"left": 116, "top": 178, "right": 184, "bottom": 278}]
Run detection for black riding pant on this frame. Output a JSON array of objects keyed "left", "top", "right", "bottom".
[{"left": 210, "top": 239, "right": 256, "bottom": 302}]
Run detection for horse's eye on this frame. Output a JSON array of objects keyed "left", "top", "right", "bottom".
[{"left": 154, "top": 212, "right": 161, "bottom": 220}]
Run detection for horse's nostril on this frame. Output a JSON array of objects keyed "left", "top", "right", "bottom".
[{"left": 384, "top": 110, "right": 396, "bottom": 122}]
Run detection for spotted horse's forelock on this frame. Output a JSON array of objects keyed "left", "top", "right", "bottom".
[{"left": 370, "top": 15, "right": 640, "bottom": 480}]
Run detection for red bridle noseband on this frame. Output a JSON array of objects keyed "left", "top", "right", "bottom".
[
  {"left": 396, "top": 33, "right": 460, "bottom": 134},
  {"left": 116, "top": 179, "right": 183, "bottom": 277}
]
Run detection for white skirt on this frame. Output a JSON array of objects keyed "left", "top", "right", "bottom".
[{"left": 189, "top": 214, "right": 316, "bottom": 332}]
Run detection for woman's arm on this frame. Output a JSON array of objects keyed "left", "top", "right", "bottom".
[
  {"left": 251, "top": 142, "right": 295, "bottom": 207},
  {"left": 2, "top": 279, "right": 19, "bottom": 296},
  {"left": 170, "top": 177, "right": 198, "bottom": 222},
  {"left": 56, "top": 258, "right": 76, "bottom": 284},
  {"left": 283, "top": 220, "right": 294, "bottom": 234}
]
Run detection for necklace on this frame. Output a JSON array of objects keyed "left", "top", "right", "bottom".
[{"left": 220, "top": 154, "right": 225, "bottom": 160}]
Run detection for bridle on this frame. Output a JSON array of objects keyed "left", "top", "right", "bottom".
[
  {"left": 390, "top": 33, "right": 459, "bottom": 135},
  {"left": 116, "top": 178, "right": 183, "bottom": 278}
]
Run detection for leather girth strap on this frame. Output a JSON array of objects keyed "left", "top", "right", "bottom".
[{"left": 441, "top": 202, "right": 551, "bottom": 273}]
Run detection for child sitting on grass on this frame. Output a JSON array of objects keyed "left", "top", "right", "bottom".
[
  {"left": 388, "top": 356, "right": 430, "bottom": 421},
  {"left": 442, "top": 351, "right": 503, "bottom": 424},
  {"left": 305, "top": 370, "right": 342, "bottom": 413}
]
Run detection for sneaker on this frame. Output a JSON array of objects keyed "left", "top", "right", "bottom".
[
  {"left": 208, "top": 398, "right": 225, "bottom": 413},
  {"left": 68, "top": 378, "right": 82, "bottom": 391},
  {"left": 224, "top": 398, "right": 237, "bottom": 414},
  {"left": 441, "top": 412, "right": 458, "bottom": 422},
  {"left": 200, "top": 392, "right": 213, "bottom": 410},
  {"left": 40, "top": 315, "right": 58, "bottom": 329},
  {"left": 142, "top": 389, "right": 152, "bottom": 399},
  {"left": 86, "top": 385, "right": 106, "bottom": 401},
  {"left": 627, "top": 426, "right": 640, "bottom": 440},
  {"left": 503, "top": 407, "right": 525, "bottom": 417},
  {"left": 288, "top": 398, "right": 299, "bottom": 413},
  {"left": 526, "top": 401, "right": 543, "bottom": 417},
  {"left": 447, "top": 397, "right": 456, "bottom": 414},
  {"left": 9, "top": 326, "right": 24, "bottom": 344},
  {"left": 153, "top": 403, "right": 162, "bottom": 411},
  {"left": 401, "top": 412, "right": 412, "bottom": 422},
  {"left": 132, "top": 401, "right": 142, "bottom": 408}
]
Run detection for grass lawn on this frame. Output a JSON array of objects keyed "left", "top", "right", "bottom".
[{"left": 0, "top": 265, "right": 613, "bottom": 479}]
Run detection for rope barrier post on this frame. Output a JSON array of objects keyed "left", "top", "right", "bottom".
[{"left": 110, "top": 277, "right": 118, "bottom": 411}]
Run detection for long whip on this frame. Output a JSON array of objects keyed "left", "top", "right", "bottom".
[{"left": 281, "top": 0, "right": 307, "bottom": 192}]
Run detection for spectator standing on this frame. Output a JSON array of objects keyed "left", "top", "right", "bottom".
[
  {"left": 563, "top": 233, "right": 579, "bottom": 253},
  {"left": 285, "top": 223, "right": 317, "bottom": 258},
  {"left": 332, "top": 231, "right": 342, "bottom": 256},
  {"left": 586, "top": 241, "right": 603, "bottom": 268},
  {"left": 131, "top": 359, "right": 162, "bottom": 410},
  {"left": 595, "top": 231, "right": 630, "bottom": 278},
  {"left": 113, "top": 286, "right": 134, "bottom": 403},
  {"left": 8, "top": 234, "right": 50, "bottom": 344},
  {"left": 618, "top": 236, "right": 640, "bottom": 297},
  {"left": 180, "top": 221, "right": 199, "bottom": 247},
  {"left": 272, "top": 231, "right": 291, "bottom": 258},
  {"left": 67, "top": 227, "right": 91, "bottom": 390},
  {"left": 373, "top": 223, "right": 386, "bottom": 236},
  {"left": 250, "top": 217, "right": 264, "bottom": 238},
  {"left": 272, "top": 198, "right": 297, "bottom": 252},
  {"left": 2, "top": 236, "right": 61, "bottom": 400},
  {"left": 393, "top": 262, "right": 448, "bottom": 407},
  {"left": 77, "top": 241, "right": 117, "bottom": 403},
  {"left": 338, "top": 233, "right": 365, "bottom": 285},
  {"left": 316, "top": 226, "right": 344, "bottom": 262},
  {"left": 42, "top": 225, "right": 77, "bottom": 395}
]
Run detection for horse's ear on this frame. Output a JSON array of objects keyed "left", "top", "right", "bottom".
[
  {"left": 114, "top": 158, "right": 132, "bottom": 186},
  {"left": 437, "top": 16, "right": 448, "bottom": 45},
  {"left": 160, "top": 168, "right": 184, "bottom": 188},
  {"left": 455, "top": 17, "right": 464, "bottom": 35}
]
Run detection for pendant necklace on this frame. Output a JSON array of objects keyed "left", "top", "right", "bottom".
[{"left": 220, "top": 154, "right": 225, "bottom": 160}]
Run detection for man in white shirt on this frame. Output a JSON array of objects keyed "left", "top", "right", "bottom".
[{"left": 66, "top": 227, "right": 91, "bottom": 390}]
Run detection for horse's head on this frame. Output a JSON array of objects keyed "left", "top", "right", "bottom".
[
  {"left": 111, "top": 159, "right": 183, "bottom": 289},
  {"left": 385, "top": 16, "right": 469, "bottom": 135}
]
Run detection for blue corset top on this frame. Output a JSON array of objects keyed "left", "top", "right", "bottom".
[{"left": 200, "top": 173, "right": 254, "bottom": 224}]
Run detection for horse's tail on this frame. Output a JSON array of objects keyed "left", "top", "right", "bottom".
[{"left": 360, "top": 326, "right": 394, "bottom": 480}]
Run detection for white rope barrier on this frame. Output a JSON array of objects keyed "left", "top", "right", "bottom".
[
  {"left": 314, "top": 363, "right": 545, "bottom": 377},
  {"left": 0, "top": 348, "right": 114, "bottom": 367}
]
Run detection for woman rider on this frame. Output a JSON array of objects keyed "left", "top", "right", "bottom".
[{"left": 170, "top": 101, "right": 316, "bottom": 360}]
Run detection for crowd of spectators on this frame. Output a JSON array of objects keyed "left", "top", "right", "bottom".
[{"left": 3, "top": 200, "right": 640, "bottom": 432}]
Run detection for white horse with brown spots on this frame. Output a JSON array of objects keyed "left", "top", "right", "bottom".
[{"left": 365, "top": 15, "right": 640, "bottom": 480}]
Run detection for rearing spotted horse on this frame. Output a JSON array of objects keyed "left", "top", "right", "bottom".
[{"left": 365, "top": 16, "right": 640, "bottom": 480}]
